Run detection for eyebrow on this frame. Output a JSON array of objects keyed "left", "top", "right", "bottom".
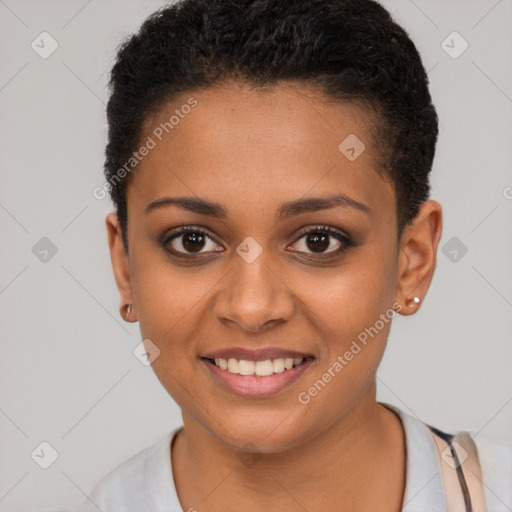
[{"left": 144, "top": 194, "right": 372, "bottom": 220}]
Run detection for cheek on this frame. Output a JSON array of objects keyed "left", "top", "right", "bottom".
[
  {"left": 293, "top": 267, "right": 397, "bottom": 425},
  {"left": 298, "top": 245, "right": 398, "bottom": 387},
  {"left": 131, "top": 258, "right": 194, "bottom": 354},
  {"left": 298, "top": 248, "right": 397, "bottom": 340},
  {"left": 131, "top": 259, "right": 211, "bottom": 406}
]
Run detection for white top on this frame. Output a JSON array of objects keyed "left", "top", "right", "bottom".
[{"left": 73, "top": 403, "right": 512, "bottom": 512}]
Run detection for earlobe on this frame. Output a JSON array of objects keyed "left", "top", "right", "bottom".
[
  {"left": 105, "top": 212, "right": 137, "bottom": 322},
  {"left": 394, "top": 200, "right": 443, "bottom": 316}
]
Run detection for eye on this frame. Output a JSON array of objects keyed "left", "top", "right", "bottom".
[
  {"left": 288, "top": 225, "right": 353, "bottom": 256},
  {"left": 162, "top": 226, "right": 223, "bottom": 256},
  {"left": 161, "top": 224, "right": 354, "bottom": 259}
]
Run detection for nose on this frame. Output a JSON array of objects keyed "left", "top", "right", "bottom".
[{"left": 214, "top": 249, "right": 295, "bottom": 333}]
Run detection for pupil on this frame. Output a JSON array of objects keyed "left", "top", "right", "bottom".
[
  {"left": 183, "top": 232, "right": 205, "bottom": 252},
  {"left": 307, "top": 232, "right": 329, "bottom": 252}
]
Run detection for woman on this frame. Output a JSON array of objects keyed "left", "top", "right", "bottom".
[{"left": 79, "top": 0, "right": 512, "bottom": 510}]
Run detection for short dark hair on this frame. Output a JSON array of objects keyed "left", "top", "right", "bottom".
[{"left": 105, "top": 0, "right": 438, "bottom": 252}]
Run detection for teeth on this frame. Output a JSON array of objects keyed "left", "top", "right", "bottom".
[
  {"left": 239, "top": 360, "right": 255, "bottom": 375},
  {"left": 273, "top": 358, "right": 285, "bottom": 373},
  {"left": 255, "top": 360, "right": 274, "bottom": 376},
  {"left": 212, "top": 357, "right": 305, "bottom": 376},
  {"left": 227, "top": 358, "right": 239, "bottom": 373}
]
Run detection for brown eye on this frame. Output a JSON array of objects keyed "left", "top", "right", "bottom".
[
  {"left": 180, "top": 232, "right": 206, "bottom": 253},
  {"left": 305, "top": 231, "right": 330, "bottom": 253},
  {"left": 163, "top": 227, "right": 223, "bottom": 256},
  {"left": 289, "top": 226, "right": 353, "bottom": 256}
]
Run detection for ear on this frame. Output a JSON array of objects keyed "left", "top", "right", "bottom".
[
  {"left": 106, "top": 212, "right": 136, "bottom": 321},
  {"left": 394, "top": 200, "right": 443, "bottom": 316}
]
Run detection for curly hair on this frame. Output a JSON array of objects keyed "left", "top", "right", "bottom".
[{"left": 104, "top": 0, "right": 438, "bottom": 252}]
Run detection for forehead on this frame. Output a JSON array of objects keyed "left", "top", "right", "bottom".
[{"left": 128, "top": 82, "right": 395, "bottom": 220}]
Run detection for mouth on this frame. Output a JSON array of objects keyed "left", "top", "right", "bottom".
[
  {"left": 200, "top": 350, "right": 315, "bottom": 398},
  {"left": 204, "top": 356, "right": 310, "bottom": 376}
]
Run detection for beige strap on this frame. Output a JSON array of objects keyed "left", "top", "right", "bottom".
[{"left": 430, "top": 429, "right": 487, "bottom": 512}]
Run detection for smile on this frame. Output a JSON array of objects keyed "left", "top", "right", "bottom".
[
  {"left": 201, "top": 355, "right": 315, "bottom": 398},
  {"left": 209, "top": 357, "right": 304, "bottom": 376}
]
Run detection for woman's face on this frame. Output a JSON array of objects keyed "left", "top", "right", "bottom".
[{"left": 110, "top": 83, "right": 416, "bottom": 452}]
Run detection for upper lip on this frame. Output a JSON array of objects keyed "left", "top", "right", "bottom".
[{"left": 202, "top": 347, "right": 314, "bottom": 361}]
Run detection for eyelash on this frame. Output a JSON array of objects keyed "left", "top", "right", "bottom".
[{"left": 161, "top": 225, "right": 355, "bottom": 260}]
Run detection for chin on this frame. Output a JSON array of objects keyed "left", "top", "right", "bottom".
[{"left": 203, "top": 407, "right": 312, "bottom": 454}]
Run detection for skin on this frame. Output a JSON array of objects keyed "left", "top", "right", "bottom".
[{"left": 106, "top": 81, "right": 442, "bottom": 511}]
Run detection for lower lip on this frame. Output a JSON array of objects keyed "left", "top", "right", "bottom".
[{"left": 201, "top": 358, "right": 314, "bottom": 398}]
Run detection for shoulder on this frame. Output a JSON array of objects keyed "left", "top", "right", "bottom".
[
  {"left": 470, "top": 430, "right": 512, "bottom": 511},
  {"left": 78, "top": 430, "right": 177, "bottom": 512},
  {"left": 78, "top": 444, "right": 155, "bottom": 511},
  {"left": 380, "top": 402, "right": 512, "bottom": 511}
]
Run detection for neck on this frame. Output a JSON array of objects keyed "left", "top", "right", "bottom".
[{"left": 171, "top": 387, "right": 406, "bottom": 511}]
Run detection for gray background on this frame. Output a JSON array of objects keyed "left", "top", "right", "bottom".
[{"left": 0, "top": 0, "right": 511, "bottom": 510}]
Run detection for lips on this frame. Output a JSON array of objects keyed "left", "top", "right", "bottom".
[
  {"left": 202, "top": 352, "right": 314, "bottom": 398},
  {"left": 200, "top": 346, "right": 315, "bottom": 397}
]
